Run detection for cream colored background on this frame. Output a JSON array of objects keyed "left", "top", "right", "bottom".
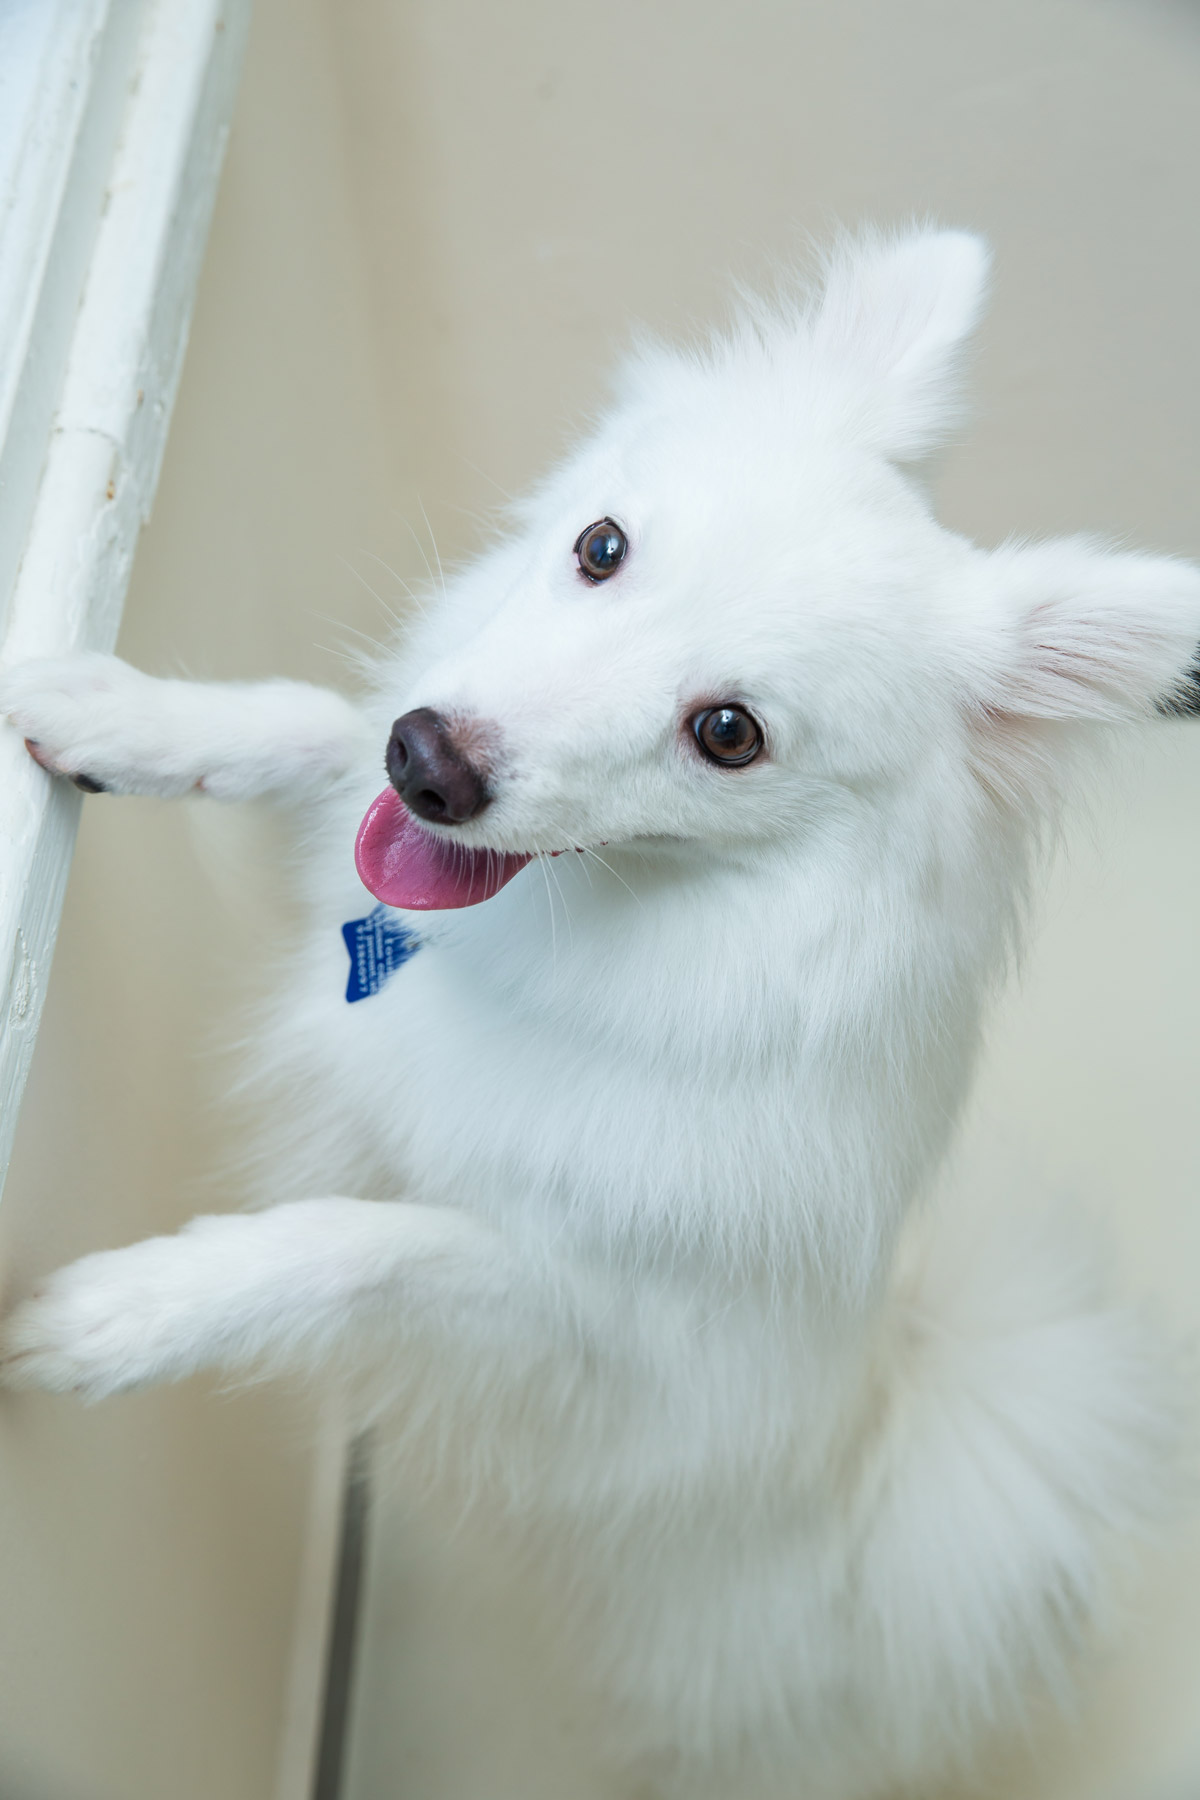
[{"left": 2, "top": 1, "right": 1199, "bottom": 1796}]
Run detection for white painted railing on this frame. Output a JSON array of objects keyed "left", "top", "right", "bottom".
[{"left": 0, "top": 0, "right": 251, "bottom": 1190}]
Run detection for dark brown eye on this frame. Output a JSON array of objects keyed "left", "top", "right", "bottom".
[
  {"left": 692, "top": 705, "right": 763, "bottom": 767},
  {"left": 574, "top": 518, "right": 627, "bottom": 582}
]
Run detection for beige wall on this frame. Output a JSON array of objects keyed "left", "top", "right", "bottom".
[
  {"left": 3, "top": 0, "right": 1200, "bottom": 1796},
  {"left": 0, "top": 0, "right": 399, "bottom": 1793}
]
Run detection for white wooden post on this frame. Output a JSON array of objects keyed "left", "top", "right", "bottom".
[{"left": 0, "top": 0, "right": 252, "bottom": 1191}]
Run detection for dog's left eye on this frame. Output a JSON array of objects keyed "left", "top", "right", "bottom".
[
  {"left": 691, "top": 705, "right": 763, "bottom": 768},
  {"left": 574, "top": 518, "right": 627, "bottom": 583}
]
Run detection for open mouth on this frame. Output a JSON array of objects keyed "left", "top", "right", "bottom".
[{"left": 355, "top": 787, "right": 533, "bottom": 910}]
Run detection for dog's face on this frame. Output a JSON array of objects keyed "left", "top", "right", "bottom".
[
  {"left": 363, "top": 230, "right": 1200, "bottom": 911},
  {"left": 393, "top": 412, "right": 956, "bottom": 863}
]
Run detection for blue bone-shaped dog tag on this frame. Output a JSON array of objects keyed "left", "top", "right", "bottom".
[{"left": 341, "top": 905, "right": 421, "bottom": 1002}]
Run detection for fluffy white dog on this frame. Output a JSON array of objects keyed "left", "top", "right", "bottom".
[{"left": 2, "top": 228, "right": 1197, "bottom": 1798}]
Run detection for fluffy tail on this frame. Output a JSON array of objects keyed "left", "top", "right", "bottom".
[{"left": 850, "top": 1201, "right": 1187, "bottom": 1789}]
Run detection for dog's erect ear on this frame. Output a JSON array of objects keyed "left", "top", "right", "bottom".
[
  {"left": 967, "top": 538, "right": 1200, "bottom": 726},
  {"left": 811, "top": 227, "right": 990, "bottom": 460}
]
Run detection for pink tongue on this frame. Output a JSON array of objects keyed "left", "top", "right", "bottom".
[{"left": 355, "top": 787, "right": 531, "bottom": 910}]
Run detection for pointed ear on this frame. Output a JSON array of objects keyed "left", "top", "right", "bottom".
[
  {"left": 811, "top": 227, "right": 991, "bottom": 460},
  {"left": 969, "top": 538, "right": 1200, "bottom": 726}
]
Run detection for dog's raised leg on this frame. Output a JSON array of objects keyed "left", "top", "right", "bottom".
[
  {"left": 0, "top": 653, "right": 370, "bottom": 800},
  {"left": 0, "top": 1199, "right": 577, "bottom": 1402}
]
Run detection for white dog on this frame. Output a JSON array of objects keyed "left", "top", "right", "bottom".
[{"left": 2, "top": 228, "right": 1197, "bottom": 1798}]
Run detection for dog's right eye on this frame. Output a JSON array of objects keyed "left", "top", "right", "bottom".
[{"left": 574, "top": 519, "right": 628, "bottom": 583}]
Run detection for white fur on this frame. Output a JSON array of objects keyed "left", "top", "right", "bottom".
[{"left": 2, "top": 228, "right": 1197, "bottom": 1798}]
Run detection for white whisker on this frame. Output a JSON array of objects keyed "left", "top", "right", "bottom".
[
  {"left": 583, "top": 847, "right": 643, "bottom": 907},
  {"left": 460, "top": 454, "right": 517, "bottom": 505},
  {"left": 541, "top": 850, "right": 574, "bottom": 951},
  {"left": 355, "top": 548, "right": 432, "bottom": 617},
  {"left": 536, "top": 848, "right": 559, "bottom": 978},
  {"left": 417, "top": 494, "right": 449, "bottom": 604},
  {"left": 403, "top": 506, "right": 442, "bottom": 603}
]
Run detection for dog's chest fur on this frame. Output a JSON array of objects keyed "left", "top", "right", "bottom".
[{"left": 272, "top": 768, "right": 996, "bottom": 1293}]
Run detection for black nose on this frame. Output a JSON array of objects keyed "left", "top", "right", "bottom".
[{"left": 386, "top": 708, "right": 490, "bottom": 824}]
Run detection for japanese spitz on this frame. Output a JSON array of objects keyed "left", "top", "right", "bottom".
[{"left": 2, "top": 228, "right": 1197, "bottom": 1799}]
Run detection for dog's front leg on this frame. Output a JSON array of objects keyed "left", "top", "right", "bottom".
[
  {"left": 0, "top": 1200, "right": 537, "bottom": 1401},
  {"left": 0, "top": 653, "right": 370, "bottom": 800}
]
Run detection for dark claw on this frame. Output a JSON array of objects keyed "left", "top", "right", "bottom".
[{"left": 23, "top": 738, "right": 108, "bottom": 792}]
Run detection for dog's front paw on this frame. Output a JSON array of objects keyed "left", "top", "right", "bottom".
[
  {"left": 0, "top": 1237, "right": 209, "bottom": 1400},
  {"left": 0, "top": 653, "right": 192, "bottom": 797}
]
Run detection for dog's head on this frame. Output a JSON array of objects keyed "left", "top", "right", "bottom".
[{"left": 359, "top": 228, "right": 1200, "bottom": 912}]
